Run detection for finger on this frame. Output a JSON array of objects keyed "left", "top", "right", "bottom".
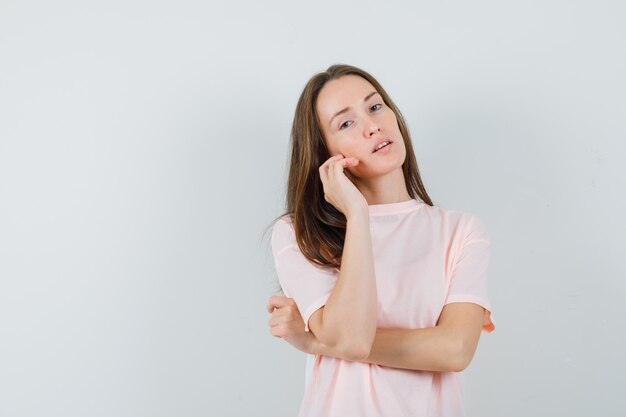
[
  {"left": 325, "top": 163, "right": 339, "bottom": 187},
  {"left": 269, "top": 315, "right": 280, "bottom": 327},
  {"left": 325, "top": 154, "right": 344, "bottom": 163},
  {"left": 330, "top": 155, "right": 351, "bottom": 174},
  {"left": 344, "top": 158, "right": 359, "bottom": 177},
  {"left": 320, "top": 154, "right": 344, "bottom": 171},
  {"left": 269, "top": 326, "right": 283, "bottom": 338},
  {"left": 339, "top": 158, "right": 357, "bottom": 173},
  {"left": 269, "top": 303, "right": 293, "bottom": 320},
  {"left": 322, "top": 155, "right": 345, "bottom": 171},
  {"left": 268, "top": 311, "right": 292, "bottom": 327},
  {"left": 319, "top": 164, "right": 329, "bottom": 187},
  {"left": 270, "top": 324, "right": 285, "bottom": 338},
  {"left": 327, "top": 159, "right": 336, "bottom": 182},
  {"left": 332, "top": 157, "right": 352, "bottom": 177},
  {"left": 319, "top": 155, "right": 343, "bottom": 184},
  {"left": 267, "top": 295, "right": 289, "bottom": 313},
  {"left": 266, "top": 295, "right": 290, "bottom": 313}
]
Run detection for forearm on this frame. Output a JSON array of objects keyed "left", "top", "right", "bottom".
[
  {"left": 321, "top": 211, "right": 377, "bottom": 355},
  {"left": 312, "top": 326, "right": 462, "bottom": 372},
  {"left": 364, "top": 326, "right": 464, "bottom": 372}
]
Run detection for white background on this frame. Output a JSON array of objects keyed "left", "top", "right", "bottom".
[{"left": 1, "top": 1, "right": 624, "bottom": 416}]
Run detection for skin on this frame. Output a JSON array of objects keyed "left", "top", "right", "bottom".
[
  {"left": 267, "top": 74, "right": 486, "bottom": 371},
  {"left": 267, "top": 297, "right": 485, "bottom": 372},
  {"left": 315, "top": 74, "right": 412, "bottom": 206}
]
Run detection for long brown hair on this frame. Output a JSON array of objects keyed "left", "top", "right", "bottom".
[{"left": 277, "top": 64, "right": 433, "bottom": 270}]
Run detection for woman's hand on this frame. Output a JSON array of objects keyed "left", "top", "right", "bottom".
[
  {"left": 267, "top": 295, "right": 317, "bottom": 355},
  {"left": 319, "top": 154, "right": 368, "bottom": 218}
]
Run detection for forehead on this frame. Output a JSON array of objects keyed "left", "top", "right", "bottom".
[{"left": 316, "top": 75, "right": 377, "bottom": 123}]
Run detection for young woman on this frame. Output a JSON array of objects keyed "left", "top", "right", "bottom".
[{"left": 266, "top": 64, "right": 495, "bottom": 417}]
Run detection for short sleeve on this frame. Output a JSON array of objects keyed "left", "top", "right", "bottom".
[
  {"left": 444, "top": 214, "right": 495, "bottom": 333},
  {"left": 271, "top": 217, "right": 338, "bottom": 332}
]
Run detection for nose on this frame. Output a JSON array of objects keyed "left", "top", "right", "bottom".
[{"left": 366, "top": 120, "right": 381, "bottom": 137}]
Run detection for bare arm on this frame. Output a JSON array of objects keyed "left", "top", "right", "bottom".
[
  {"left": 311, "top": 302, "right": 485, "bottom": 372},
  {"left": 307, "top": 155, "right": 377, "bottom": 361},
  {"left": 308, "top": 211, "right": 377, "bottom": 361}
]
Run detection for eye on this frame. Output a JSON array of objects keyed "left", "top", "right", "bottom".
[
  {"left": 339, "top": 120, "right": 353, "bottom": 130},
  {"left": 338, "top": 104, "right": 382, "bottom": 130}
]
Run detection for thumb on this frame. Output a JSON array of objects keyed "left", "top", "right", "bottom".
[{"left": 266, "top": 295, "right": 291, "bottom": 313}]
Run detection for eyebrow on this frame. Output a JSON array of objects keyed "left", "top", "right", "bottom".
[{"left": 328, "top": 91, "right": 380, "bottom": 128}]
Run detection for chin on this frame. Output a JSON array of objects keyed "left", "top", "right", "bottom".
[
  {"left": 373, "top": 153, "right": 405, "bottom": 171},
  {"left": 358, "top": 161, "right": 404, "bottom": 179}
]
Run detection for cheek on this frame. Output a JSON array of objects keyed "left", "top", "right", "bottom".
[
  {"left": 386, "top": 113, "right": 401, "bottom": 133},
  {"left": 337, "top": 139, "right": 362, "bottom": 158},
  {"left": 324, "top": 138, "right": 341, "bottom": 157},
  {"left": 396, "top": 141, "right": 407, "bottom": 164}
]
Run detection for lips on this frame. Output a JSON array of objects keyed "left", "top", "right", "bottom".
[{"left": 372, "top": 139, "right": 392, "bottom": 153}]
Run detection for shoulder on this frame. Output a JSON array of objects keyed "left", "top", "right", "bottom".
[
  {"left": 452, "top": 210, "right": 491, "bottom": 244},
  {"left": 270, "top": 214, "right": 296, "bottom": 252},
  {"left": 425, "top": 205, "right": 490, "bottom": 242}
]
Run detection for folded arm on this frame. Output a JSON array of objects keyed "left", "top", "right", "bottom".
[{"left": 310, "top": 302, "right": 486, "bottom": 372}]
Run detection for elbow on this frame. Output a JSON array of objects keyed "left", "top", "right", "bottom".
[
  {"left": 312, "top": 312, "right": 375, "bottom": 361},
  {"left": 448, "top": 341, "right": 475, "bottom": 372},
  {"left": 350, "top": 343, "right": 372, "bottom": 362},
  {"left": 336, "top": 340, "right": 372, "bottom": 362},
  {"left": 449, "top": 357, "right": 470, "bottom": 373}
]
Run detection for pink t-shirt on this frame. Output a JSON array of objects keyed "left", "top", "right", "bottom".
[{"left": 271, "top": 198, "right": 495, "bottom": 417}]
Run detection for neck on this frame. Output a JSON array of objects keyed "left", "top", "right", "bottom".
[{"left": 353, "top": 167, "right": 412, "bottom": 205}]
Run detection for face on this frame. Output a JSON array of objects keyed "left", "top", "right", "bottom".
[{"left": 316, "top": 74, "right": 406, "bottom": 179}]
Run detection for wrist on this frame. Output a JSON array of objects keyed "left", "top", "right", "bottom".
[
  {"left": 345, "top": 206, "right": 369, "bottom": 223},
  {"left": 308, "top": 335, "right": 330, "bottom": 356}
]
